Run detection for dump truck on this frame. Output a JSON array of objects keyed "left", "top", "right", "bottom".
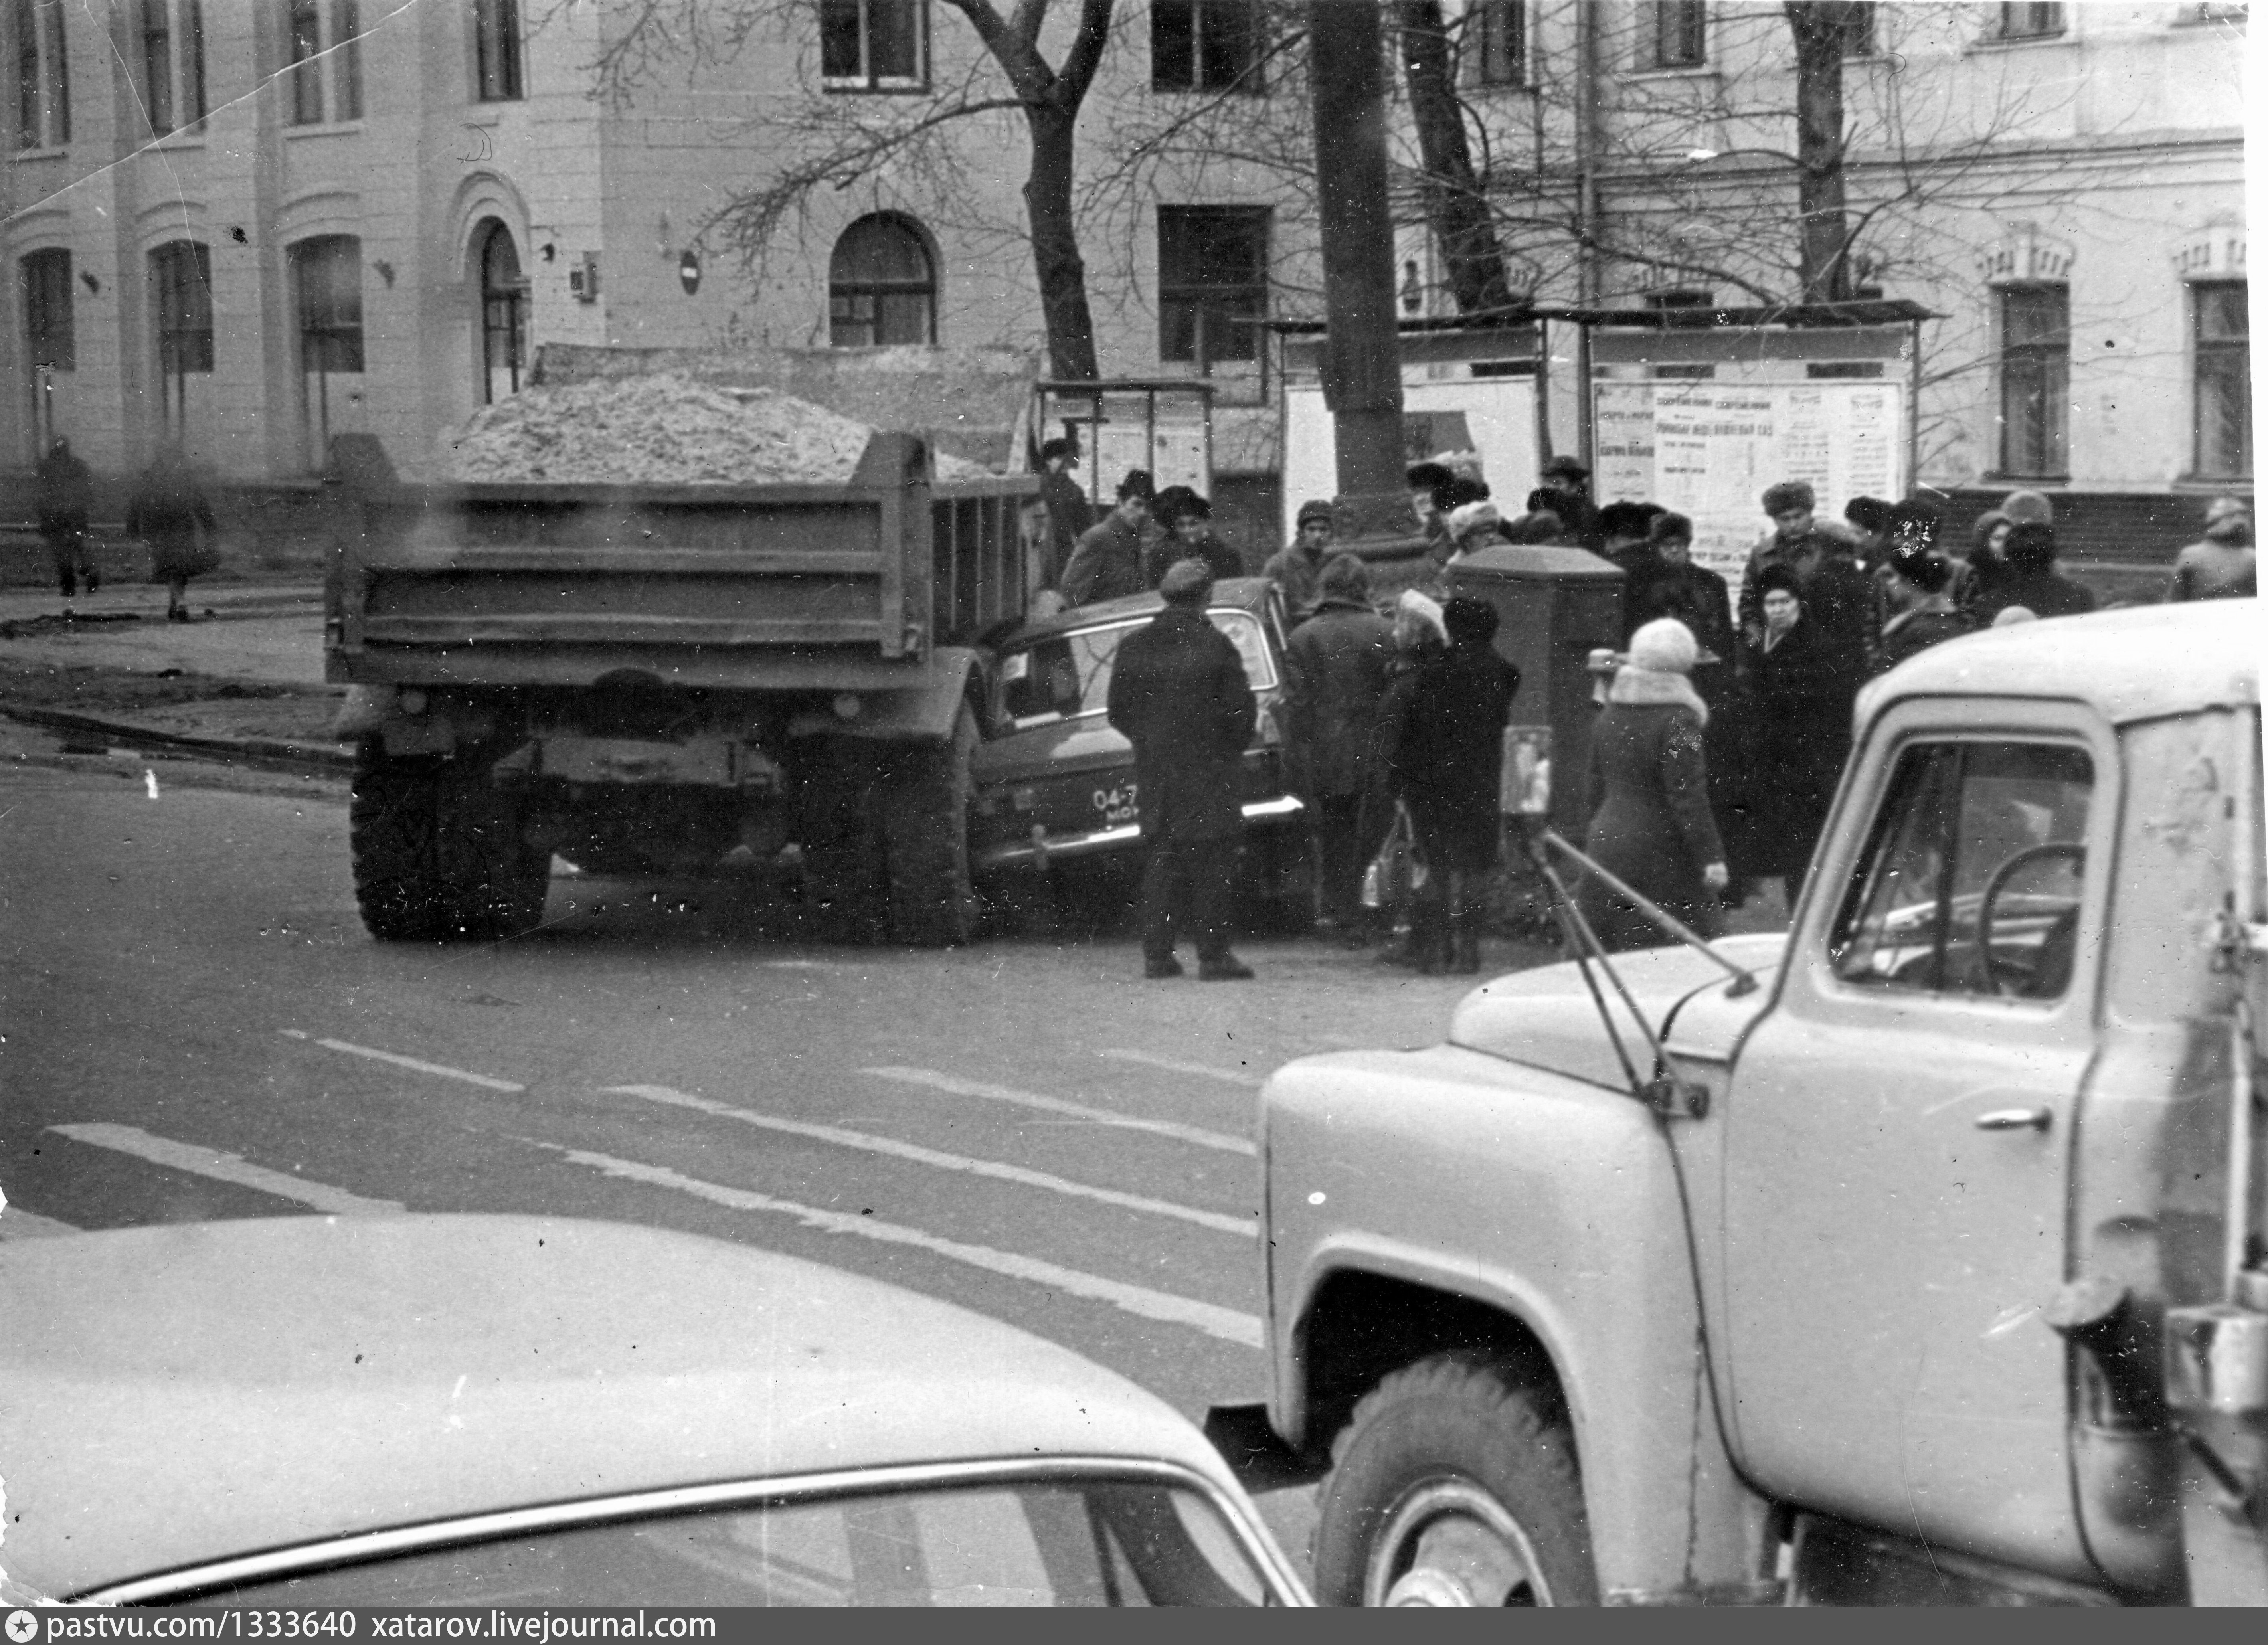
[
  {"left": 1218, "top": 600, "right": 2268, "bottom": 1606},
  {"left": 326, "top": 358, "right": 1036, "bottom": 947}
]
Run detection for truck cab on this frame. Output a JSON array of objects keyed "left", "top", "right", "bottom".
[{"left": 1246, "top": 601, "right": 2266, "bottom": 1606}]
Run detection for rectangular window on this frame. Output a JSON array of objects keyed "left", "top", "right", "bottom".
[
  {"left": 21, "top": 247, "right": 73, "bottom": 368},
  {"left": 293, "top": 235, "right": 364, "bottom": 373},
  {"left": 184, "top": 0, "right": 204, "bottom": 122},
  {"left": 474, "top": 0, "right": 520, "bottom": 101},
  {"left": 1997, "top": 284, "right": 2068, "bottom": 478},
  {"left": 14, "top": 0, "right": 68, "bottom": 147},
  {"left": 1639, "top": 0, "right": 1707, "bottom": 70},
  {"left": 1474, "top": 0, "right": 1526, "bottom": 86},
  {"left": 1832, "top": 741, "right": 2092, "bottom": 1001},
  {"left": 287, "top": 0, "right": 322, "bottom": 123},
  {"left": 2193, "top": 280, "right": 2252, "bottom": 480},
  {"left": 1996, "top": 3, "right": 2064, "bottom": 39},
  {"left": 820, "top": 0, "right": 925, "bottom": 91},
  {"left": 1158, "top": 205, "right": 1268, "bottom": 366},
  {"left": 333, "top": 0, "right": 361, "bottom": 119},
  {"left": 1151, "top": 0, "right": 1262, "bottom": 93},
  {"left": 152, "top": 240, "right": 214, "bottom": 375},
  {"left": 142, "top": 0, "right": 171, "bottom": 133}
]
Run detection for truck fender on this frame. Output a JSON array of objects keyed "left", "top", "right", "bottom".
[
  {"left": 785, "top": 647, "right": 981, "bottom": 745},
  {"left": 1262, "top": 1045, "right": 1774, "bottom": 1599}
]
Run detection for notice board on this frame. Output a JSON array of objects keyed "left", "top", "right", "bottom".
[{"left": 1592, "top": 382, "right": 1905, "bottom": 580}]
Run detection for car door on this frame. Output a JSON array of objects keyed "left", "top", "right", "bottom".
[{"left": 1720, "top": 701, "right": 2115, "bottom": 1579}]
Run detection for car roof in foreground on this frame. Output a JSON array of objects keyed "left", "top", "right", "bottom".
[
  {"left": 0, "top": 1214, "right": 1240, "bottom": 1600},
  {"left": 1861, "top": 597, "right": 2259, "bottom": 728},
  {"left": 1002, "top": 577, "right": 1274, "bottom": 645}
]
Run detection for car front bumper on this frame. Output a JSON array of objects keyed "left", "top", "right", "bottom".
[{"left": 975, "top": 795, "right": 1306, "bottom": 872}]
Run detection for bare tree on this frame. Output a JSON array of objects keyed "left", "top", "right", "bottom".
[{"left": 1396, "top": 1, "right": 1517, "bottom": 314}]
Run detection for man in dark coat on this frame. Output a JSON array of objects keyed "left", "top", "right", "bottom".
[
  {"left": 1971, "top": 522, "right": 2098, "bottom": 623},
  {"left": 1734, "top": 564, "right": 1849, "bottom": 898},
  {"left": 1535, "top": 454, "right": 1600, "bottom": 552},
  {"left": 1150, "top": 487, "right": 1243, "bottom": 585},
  {"left": 1872, "top": 541, "right": 1974, "bottom": 677},
  {"left": 1061, "top": 470, "right": 1154, "bottom": 606},
  {"left": 1263, "top": 499, "right": 1337, "bottom": 621},
  {"left": 1036, "top": 437, "right": 1092, "bottom": 589},
  {"left": 1380, "top": 596, "right": 1520, "bottom": 975},
  {"left": 36, "top": 436, "right": 95, "bottom": 598},
  {"left": 1281, "top": 553, "right": 1395, "bottom": 939},
  {"left": 1738, "top": 479, "right": 1878, "bottom": 683},
  {"left": 1106, "top": 558, "right": 1259, "bottom": 981}
]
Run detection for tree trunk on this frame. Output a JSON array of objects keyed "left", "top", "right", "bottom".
[
  {"left": 1396, "top": 1, "right": 1517, "bottom": 315},
  {"left": 1308, "top": 0, "right": 1406, "bottom": 514},
  {"left": 1023, "top": 101, "right": 1101, "bottom": 382},
  {"left": 1785, "top": 2, "right": 1857, "bottom": 303}
]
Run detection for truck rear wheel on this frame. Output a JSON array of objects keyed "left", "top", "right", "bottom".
[
  {"left": 1313, "top": 1352, "right": 1598, "bottom": 1607},
  {"left": 351, "top": 744, "right": 549, "bottom": 942},
  {"left": 881, "top": 701, "right": 980, "bottom": 947}
]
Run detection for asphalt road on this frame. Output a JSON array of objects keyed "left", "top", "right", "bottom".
[{"left": 2, "top": 745, "right": 1527, "bottom": 1564}]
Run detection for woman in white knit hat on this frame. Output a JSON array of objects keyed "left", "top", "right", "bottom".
[{"left": 1574, "top": 617, "right": 1730, "bottom": 952}]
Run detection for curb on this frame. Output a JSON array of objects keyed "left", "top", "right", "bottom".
[{"left": 1, "top": 703, "right": 354, "bottom": 776}]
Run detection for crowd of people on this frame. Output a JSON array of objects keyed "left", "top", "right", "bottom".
[{"left": 1052, "top": 427, "right": 2255, "bottom": 976}]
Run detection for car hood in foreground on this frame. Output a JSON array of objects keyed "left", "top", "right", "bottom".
[
  {"left": 1445, "top": 933, "right": 1788, "bottom": 1089},
  {"left": 0, "top": 1215, "right": 1250, "bottom": 1600}
]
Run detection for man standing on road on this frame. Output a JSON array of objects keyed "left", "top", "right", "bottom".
[
  {"left": 1106, "top": 558, "right": 1258, "bottom": 982},
  {"left": 1264, "top": 500, "right": 1337, "bottom": 622},
  {"left": 1036, "top": 436, "right": 1092, "bottom": 590},
  {"left": 36, "top": 436, "right": 96, "bottom": 599},
  {"left": 1282, "top": 553, "right": 1395, "bottom": 943},
  {"left": 1060, "top": 470, "right": 1155, "bottom": 606}
]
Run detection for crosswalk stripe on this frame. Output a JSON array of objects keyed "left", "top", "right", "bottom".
[
  {"left": 543, "top": 1145, "right": 1263, "bottom": 1349},
  {"left": 862, "top": 1066, "right": 1255, "bottom": 1157},
  {"left": 279, "top": 1030, "right": 526, "bottom": 1093},
  {"left": 604, "top": 1084, "right": 1256, "bottom": 1238},
  {"left": 49, "top": 1123, "right": 405, "bottom": 1216},
  {"left": 1098, "top": 1048, "right": 1265, "bottom": 1089}
]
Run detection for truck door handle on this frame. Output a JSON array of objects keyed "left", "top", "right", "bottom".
[{"left": 1975, "top": 1107, "right": 2053, "bottom": 1133}]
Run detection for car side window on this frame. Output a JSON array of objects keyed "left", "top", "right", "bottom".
[
  {"left": 1829, "top": 740, "right": 2092, "bottom": 1001},
  {"left": 1208, "top": 610, "right": 1276, "bottom": 692},
  {"left": 1001, "top": 625, "right": 1135, "bottom": 725}
]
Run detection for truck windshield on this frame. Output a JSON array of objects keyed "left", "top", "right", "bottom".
[
  {"left": 1001, "top": 611, "right": 1275, "bottom": 727},
  {"left": 1829, "top": 740, "right": 2093, "bottom": 1000}
]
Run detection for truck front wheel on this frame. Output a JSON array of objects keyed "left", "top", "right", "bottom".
[
  {"left": 1313, "top": 1352, "right": 1598, "bottom": 1607},
  {"left": 881, "top": 701, "right": 980, "bottom": 947}
]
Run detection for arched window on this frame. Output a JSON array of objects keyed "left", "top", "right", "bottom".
[
  {"left": 829, "top": 214, "right": 934, "bottom": 347},
  {"left": 477, "top": 220, "right": 527, "bottom": 403},
  {"left": 150, "top": 239, "right": 214, "bottom": 434}
]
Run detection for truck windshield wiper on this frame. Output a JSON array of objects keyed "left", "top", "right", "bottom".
[{"left": 1536, "top": 830, "right": 1760, "bottom": 998}]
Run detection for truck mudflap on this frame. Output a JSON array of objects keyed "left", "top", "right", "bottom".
[{"left": 784, "top": 647, "right": 981, "bottom": 745}]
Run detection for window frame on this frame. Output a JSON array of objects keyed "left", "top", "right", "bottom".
[
  {"left": 827, "top": 212, "right": 937, "bottom": 348},
  {"left": 2189, "top": 279, "right": 2251, "bottom": 481},
  {"left": 477, "top": 220, "right": 528, "bottom": 404},
  {"left": 1637, "top": 0, "right": 1708, "bottom": 72},
  {"left": 1471, "top": 0, "right": 1528, "bottom": 88},
  {"left": 1156, "top": 204, "right": 1271, "bottom": 370},
  {"left": 819, "top": 0, "right": 929, "bottom": 94},
  {"left": 20, "top": 245, "right": 73, "bottom": 369},
  {"left": 13, "top": 0, "right": 70, "bottom": 149},
  {"left": 1994, "top": 3, "right": 2066, "bottom": 41},
  {"left": 151, "top": 239, "right": 214, "bottom": 435},
  {"left": 141, "top": 0, "right": 171, "bottom": 133},
  {"left": 1994, "top": 281, "right": 2069, "bottom": 480},
  {"left": 1150, "top": 0, "right": 1264, "bottom": 95},
  {"left": 140, "top": 0, "right": 208, "bottom": 136},
  {"left": 473, "top": 0, "right": 521, "bottom": 103},
  {"left": 285, "top": 0, "right": 322, "bottom": 123}
]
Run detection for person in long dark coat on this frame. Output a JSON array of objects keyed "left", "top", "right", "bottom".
[
  {"left": 1281, "top": 553, "right": 1395, "bottom": 939},
  {"left": 1575, "top": 618, "right": 1730, "bottom": 953},
  {"left": 126, "top": 446, "right": 219, "bottom": 621},
  {"left": 1736, "top": 563, "right": 1851, "bottom": 898},
  {"left": 1971, "top": 522, "right": 2098, "bottom": 623},
  {"left": 1380, "top": 596, "right": 1520, "bottom": 975},
  {"left": 1036, "top": 437, "right": 1092, "bottom": 589},
  {"left": 1061, "top": 470, "right": 1154, "bottom": 606},
  {"left": 35, "top": 436, "right": 95, "bottom": 598},
  {"left": 1872, "top": 540, "right": 1974, "bottom": 676},
  {"left": 1105, "top": 558, "right": 1259, "bottom": 981},
  {"left": 1150, "top": 487, "right": 1244, "bottom": 585}
]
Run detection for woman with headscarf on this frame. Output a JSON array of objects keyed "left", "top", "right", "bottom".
[
  {"left": 1736, "top": 563, "right": 1851, "bottom": 900},
  {"left": 1575, "top": 618, "right": 1729, "bottom": 953},
  {"left": 1956, "top": 508, "right": 2013, "bottom": 615},
  {"left": 126, "top": 446, "right": 220, "bottom": 621}
]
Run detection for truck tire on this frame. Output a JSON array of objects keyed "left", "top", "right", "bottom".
[
  {"left": 1312, "top": 1352, "right": 1598, "bottom": 1607},
  {"left": 797, "top": 740, "right": 888, "bottom": 940},
  {"left": 881, "top": 701, "right": 980, "bottom": 947},
  {"left": 350, "top": 744, "right": 549, "bottom": 943}
]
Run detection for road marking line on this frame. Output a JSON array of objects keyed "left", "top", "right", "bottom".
[
  {"left": 603, "top": 1084, "right": 1255, "bottom": 1238},
  {"left": 49, "top": 1123, "right": 405, "bottom": 1216},
  {"left": 542, "top": 1145, "right": 1262, "bottom": 1349},
  {"left": 0, "top": 1202, "right": 79, "bottom": 1240},
  {"left": 1098, "top": 1048, "right": 1265, "bottom": 1089},
  {"left": 280, "top": 1030, "right": 525, "bottom": 1093},
  {"left": 862, "top": 1066, "right": 1255, "bottom": 1157}
]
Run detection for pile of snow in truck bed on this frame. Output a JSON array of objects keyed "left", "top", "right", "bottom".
[{"left": 441, "top": 371, "right": 985, "bottom": 486}]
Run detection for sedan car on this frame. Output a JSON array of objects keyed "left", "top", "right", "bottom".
[
  {"left": 0, "top": 1215, "right": 1310, "bottom": 1607},
  {"left": 971, "top": 577, "right": 1311, "bottom": 927}
]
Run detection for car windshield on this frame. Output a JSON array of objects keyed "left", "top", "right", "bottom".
[
  {"left": 1000, "top": 611, "right": 1274, "bottom": 727},
  {"left": 154, "top": 1477, "right": 1275, "bottom": 1608}
]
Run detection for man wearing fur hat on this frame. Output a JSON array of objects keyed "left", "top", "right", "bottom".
[
  {"left": 1738, "top": 478, "right": 1878, "bottom": 685},
  {"left": 1106, "top": 558, "right": 1258, "bottom": 981},
  {"left": 2167, "top": 496, "right": 2256, "bottom": 602},
  {"left": 1283, "top": 554, "right": 1396, "bottom": 940},
  {"left": 1264, "top": 500, "right": 1339, "bottom": 621}
]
